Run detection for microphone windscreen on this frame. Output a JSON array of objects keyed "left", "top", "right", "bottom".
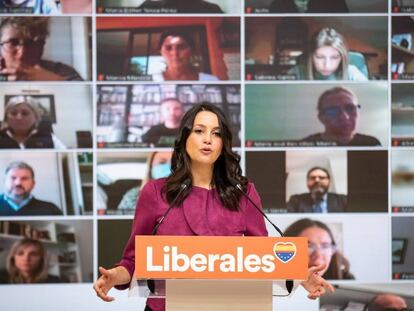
[{"left": 181, "top": 178, "right": 191, "bottom": 189}]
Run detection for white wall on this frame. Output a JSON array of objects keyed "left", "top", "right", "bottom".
[
  {"left": 43, "top": 17, "right": 90, "bottom": 80},
  {"left": 0, "top": 284, "right": 147, "bottom": 311},
  {"left": 66, "top": 220, "right": 94, "bottom": 282}
]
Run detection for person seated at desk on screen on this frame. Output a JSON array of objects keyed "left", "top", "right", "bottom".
[
  {"left": 152, "top": 29, "right": 219, "bottom": 81},
  {"left": 286, "top": 166, "right": 347, "bottom": 213},
  {"left": 289, "top": 28, "right": 368, "bottom": 81},
  {"left": 268, "top": 0, "right": 349, "bottom": 13},
  {"left": 94, "top": 103, "right": 334, "bottom": 311},
  {"left": 302, "top": 86, "right": 381, "bottom": 146},
  {"left": 0, "top": 0, "right": 60, "bottom": 14},
  {"left": 0, "top": 17, "right": 83, "bottom": 81},
  {"left": 138, "top": 0, "right": 223, "bottom": 13},
  {"left": 0, "top": 238, "right": 62, "bottom": 284}
]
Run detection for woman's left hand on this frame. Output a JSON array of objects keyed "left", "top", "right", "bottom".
[{"left": 301, "top": 264, "right": 335, "bottom": 299}]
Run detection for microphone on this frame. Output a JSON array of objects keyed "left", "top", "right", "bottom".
[
  {"left": 151, "top": 178, "right": 191, "bottom": 236},
  {"left": 147, "top": 178, "right": 191, "bottom": 293},
  {"left": 229, "top": 178, "right": 294, "bottom": 294},
  {"left": 229, "top": 179, "right": 284, "bottom": 237}
]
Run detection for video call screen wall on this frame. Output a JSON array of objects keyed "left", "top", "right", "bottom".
[{"left": 0, "top": 0, "right": 413, "bottom": 310}]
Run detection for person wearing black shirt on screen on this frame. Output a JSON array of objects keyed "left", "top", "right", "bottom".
[
  {"left": 142, "top": 98, "right": 185, "bottom": 147},
  {"left": 138, "top": 0, "right": 223, "bottom": 13},
  {"left": 0, "top": 161, "right": 62, "bottom": 216},
  {"left": 302, "top": 86, "right": 381, "bottom": 146},
  {"left": 268, "top": 0, "right": 349, "bottom": 13}
]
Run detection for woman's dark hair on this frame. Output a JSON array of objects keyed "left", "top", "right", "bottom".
[
  {"left": 284, "top": 218, "right": 354, "bottom": 280},
  {"left": 158, "top": 28, "right": 195, "bottom": 51},
  {"left": 163, "top": 103, "right": 247, "bottom": 211}
]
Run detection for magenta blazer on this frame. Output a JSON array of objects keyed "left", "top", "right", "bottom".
[{"left": 116, "top": 178, "right": 268, "bottom": 311}]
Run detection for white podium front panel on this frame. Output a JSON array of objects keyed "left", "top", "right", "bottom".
[{"left": 166, "top": 280, "right": 273, "bottom": 311}]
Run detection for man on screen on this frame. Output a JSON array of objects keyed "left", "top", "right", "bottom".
[
  {"left": 0, "top": 17, "right": 83, "bottom": 81},
  {"left": 137, "top": 0, "right": 223, "bottom": 13},
  {"left": 142, "top": 98, "right": 185, "bottom": 147},
  {"left": 0, "top": 161, "right": 62, "bottom": 216},
  {"left": 286, "top": 166, "right": 347, "bottom": 213},
  {"left": 302, "top": 86, "right": 381, "bottom": 146}
]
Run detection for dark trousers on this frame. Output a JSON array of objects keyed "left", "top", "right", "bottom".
[{"left": 144, "top": 306, "right": 153, "bottom": 311}]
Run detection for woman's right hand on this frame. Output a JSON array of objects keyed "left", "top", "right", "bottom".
[{"left": 93, "top": 266, "right": 130, "bottom": 302}]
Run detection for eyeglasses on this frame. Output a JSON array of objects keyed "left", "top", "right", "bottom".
[
  {"left": 321, "top": 104, "right": 361, "bottom": 118},
  {"left": 308, "top": 242, "right": 336, "bottom": 254},
  {"left": 0, "top": 38, "right": 45, "bottom": 52}
]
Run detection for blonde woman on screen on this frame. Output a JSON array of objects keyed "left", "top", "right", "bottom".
[
  {"left": 0, "top": 238, "right": 61, "bottom": 284},
  {"left": 290, "top": 28, "right": 368, "bottom": 81}
]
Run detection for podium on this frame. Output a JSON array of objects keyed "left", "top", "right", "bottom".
[{"left": 133, "top": 236, "right": 308, "bottom": 311}]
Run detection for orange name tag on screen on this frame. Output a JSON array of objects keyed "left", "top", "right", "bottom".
[{"left": 135, "top": 236, "right": 308, "bottom": 280}]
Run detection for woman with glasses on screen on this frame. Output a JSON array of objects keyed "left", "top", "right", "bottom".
[
  {"left": 0, "top": 95, "right": 65, "bottom": 149},
  {"left": 94, "top": 104, "right": 334, "bottom": 311},
  {"left": 290, "top": 28, "right": 368, "bottom": 81},
  {"left": 0, "top": 238, "right": 61, "bottom": 284},
  {"left": 0, "top": 17, "right": 83, "bottom": 81},
  {"left": 152, "top": 29, "right": 219, "bottom": 82},
  {"left": 284, "top": 218, "right": 355, "bottom": 280}
]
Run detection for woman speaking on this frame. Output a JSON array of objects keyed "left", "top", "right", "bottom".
[{"left": 94, "top": 104, "right": 333, "bottom": 311}]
